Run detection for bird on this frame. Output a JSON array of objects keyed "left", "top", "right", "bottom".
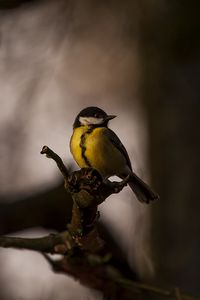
[{"left": 70, "top": 106, "right": 159, "bottom": 203}]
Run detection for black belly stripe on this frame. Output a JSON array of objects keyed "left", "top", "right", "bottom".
[{"left": 80, "top": 127, "right": 94, "bottom": 167}]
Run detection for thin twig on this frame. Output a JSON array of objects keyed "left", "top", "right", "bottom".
[
  {"left": 0, "top": 231, "right": 72, "bottom": 254},
  {"left": 40, "top": 145, "right": 69, "bottom": 180}
]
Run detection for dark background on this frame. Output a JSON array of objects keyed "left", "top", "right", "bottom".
[{"left": 0, "top": 0, "right": 199, "bottom": 299}]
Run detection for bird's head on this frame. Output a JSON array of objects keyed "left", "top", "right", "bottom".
[{"left": 73, "top": 107, "right": 116, "bottom": 128}]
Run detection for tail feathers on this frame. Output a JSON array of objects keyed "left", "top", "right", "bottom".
[{"left": 127, "top": 172, "right": 159, "bottom": 204}]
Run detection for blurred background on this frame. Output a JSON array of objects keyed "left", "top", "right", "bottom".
[{"left": 0, "top": 0, "right": 199, "bottom": 299}]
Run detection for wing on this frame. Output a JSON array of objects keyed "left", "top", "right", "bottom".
[{"left": 106, "top": 128, "right": 133, "bottom": 171}]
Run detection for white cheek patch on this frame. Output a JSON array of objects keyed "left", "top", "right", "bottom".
[{"left": 79, "top": 116, "right": 104, "bottom": 125}]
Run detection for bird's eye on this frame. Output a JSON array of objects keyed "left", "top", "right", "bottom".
[{"left": 94, "top": 113, "right": 99, "bottom": 118}]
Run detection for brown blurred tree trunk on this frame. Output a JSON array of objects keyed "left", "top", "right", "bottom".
[{"left": 139, "top": 0, "right": 200, "bottom": 292}]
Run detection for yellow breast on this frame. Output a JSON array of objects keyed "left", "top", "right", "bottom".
[
  {"left": 70, "top": 126, "right": 127, "bottom": 177},
  {"left": 70, "top": 126, "right": 89, "bottom": 168}
]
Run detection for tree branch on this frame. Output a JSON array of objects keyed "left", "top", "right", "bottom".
[
  {"left": 0, "top": 231, "right": 73, "bottom": 253},
  {"left": 1, "top": 146, "right": 199, "bottom": 300},
  {"left": 0, "top": 229, "right": 199, "bottom": 300}
]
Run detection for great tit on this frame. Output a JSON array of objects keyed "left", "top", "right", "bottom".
[{"left": 70, "top": 106, "right": 159, "bottom": 203}]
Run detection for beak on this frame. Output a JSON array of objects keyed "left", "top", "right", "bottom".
[{"left": 105, "top": 115, "right": 116, "bottom": 121}]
